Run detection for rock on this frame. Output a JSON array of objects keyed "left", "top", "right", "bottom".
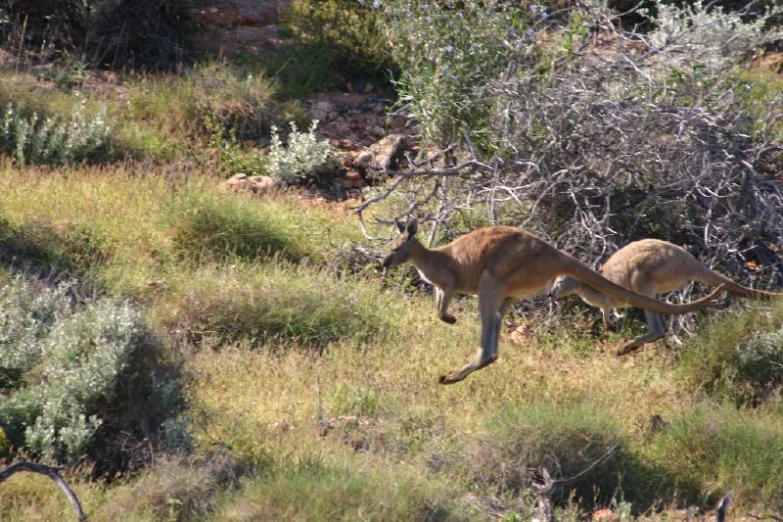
[
  {"left": 355, "top": 134, "right": 409, "bottom": 173},
  {"left": 222, "top": 173, "right": 278, "bottom": 194},
  {"left": 310, "top": 100, "right": 333, "bottom": 122},
  {"left": 344, "top": 169, "right": 364, "bottom": 189}
]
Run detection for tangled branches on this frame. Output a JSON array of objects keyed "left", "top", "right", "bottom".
[{"left": 361, "top": 1, "right": 783, "bottom": 294}]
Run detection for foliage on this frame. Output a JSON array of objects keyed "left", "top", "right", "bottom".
[
  {"left": 642, "top": 0, "right": 780, "bottom": 73},
  {"left": 0, "top": 100, "right": 112, "bottom": 164},
  {"left": 0, "top": 276, "right": 178, "bottom": 466},
  {"left": 284, "top": 0, "right": 393, "bottom": 90},
  {"left": 365, "top": 0, "right": 783, "bottom": 309},
  {"left": 266, "top": 120, "right": 336, "bottom": 185},
  {"left": 678, "top": 303, "right": 783, "bottom": 407},
  {"left": 0, "top": 0, "right": 194, "bottom": 70},
  {"left": 379, "top": 0, "right": 545, "bottom": 144}
]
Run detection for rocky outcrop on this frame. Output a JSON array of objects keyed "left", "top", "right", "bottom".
[{"left": 191, "top": 0, "right": 292, "bottom": 54}]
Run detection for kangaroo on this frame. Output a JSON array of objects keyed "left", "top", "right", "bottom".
[
  {"left": 382, "top": 220, "right": 724, "bottom": 384},
  {"left": 551, "top": 238, "right": 782, "bottom": 356}
]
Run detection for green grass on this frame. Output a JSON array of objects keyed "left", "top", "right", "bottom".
[
  {"left": 155, "top": 262, "right": 395, "bottom": 349},
  {"left": 1, "top": 59, "right": 783, "bottom": 522}
]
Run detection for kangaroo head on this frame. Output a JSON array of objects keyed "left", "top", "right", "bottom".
[
  {"left": 381, "top": 218, "right": 419, "bottom": 269},
  {"left": 551, "top": 276, "right": 580, "bottom": 299}
]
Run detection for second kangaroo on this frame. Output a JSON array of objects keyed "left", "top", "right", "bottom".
[
  {"left": 382, "top": 220, "right": 724, "bottom": 384},
  {"left": 552, "top": 238, "right": 783, "bottom": 355}
]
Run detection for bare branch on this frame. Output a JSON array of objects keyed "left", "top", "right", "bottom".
[
  {"left": 0, "top": 461, "right": 88, "bottom": 521},
  {"left": 533, "top": 446, "right": 619, "bottom": 522}
]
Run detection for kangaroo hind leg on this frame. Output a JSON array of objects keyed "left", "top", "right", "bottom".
[
  {"left": 439, "top": 291, "right": 509, "bottom": 385},
  {"left": 436, "top": 282, "right": 457, "bottom": 324},
  {"left": 616, "top": 311, "right": 668, "bottom": 356}
]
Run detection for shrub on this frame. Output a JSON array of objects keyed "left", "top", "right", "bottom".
[
  {"left": 284, "top": 0, "right": 393, "bottom": 90},
  {"left": 266, "top": 120, "right": 336, "bottom": 185},
  {"left": 678, "top": 305, "right": 783, "bottom": 406},
  {"left": 0, "top": 0, "right": 194, "bottom": 70},
  {"left": 0, "top": 276, "right": 181, "bottom": 470},
  {"left": 365, "top": 0, "right": 783, "bottom": 326},
  {"left": 379, "top": 0, "right": 544, "bottom": 145},
  {"left": 0, "top": 101, "right": 112, "bottom": 164}
]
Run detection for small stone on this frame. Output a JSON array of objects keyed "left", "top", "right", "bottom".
[{"left": 355, "top": 134, "right": 409, "bottom": 173}]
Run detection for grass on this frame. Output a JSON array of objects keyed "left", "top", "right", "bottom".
[{"left": 0, "top": 59, "right": 783, "bottom": 522}]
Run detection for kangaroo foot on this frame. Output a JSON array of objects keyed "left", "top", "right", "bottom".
[
  {"left": 438, "top": 373, "right": 463, "bottom": 385},
  {"left": 615, "top": 343, "right": 642, "bottom": 357}
]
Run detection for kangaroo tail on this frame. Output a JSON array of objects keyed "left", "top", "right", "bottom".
[
  {"left": 699, "top": 269, "right": 783, "bottom": 300},
  {"left": 562, "top": 258, "right": 724, "bottom": 315}
]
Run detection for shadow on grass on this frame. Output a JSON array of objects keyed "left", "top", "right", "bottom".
[
  {"left": 0, "top": 215, "right": 110, "bottom": 294},
  {"left": 435, "top": 404, "right": 702, "bottom": 516}
]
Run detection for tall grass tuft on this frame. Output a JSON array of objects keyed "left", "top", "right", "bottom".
[
  {"left": 168, "top": 191, "right": 309, "bottom": 265},
  {"left": 647, "top": 403, "right": 783, "bottom": 506},
  {"left": 211, "top": 457, "right": 461, "bottom": 522},
  {"left": 457, "top": 402, "right": 693, "bottom": 513},
  {"left": 156, "top": 263, "right": 393, "bottom": 350}
]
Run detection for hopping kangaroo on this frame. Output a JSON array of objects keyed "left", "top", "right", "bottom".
[
  {"left": 382, "top": 220, "right": 724, "bottom": 384},
  {"left": 551, "top": 238, "right": 782, "bottom": 356}
]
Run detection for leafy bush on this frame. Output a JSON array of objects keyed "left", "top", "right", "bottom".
[
  {"left": 679, "top": 305, "right": 783, "bottom": 406},
  {"left": 379, "top": 0, "right": 544, "bottom": 144},
  {"left": 0, "top": 0, "right": 194, "bottom": 70},
  {"left": 0, "top": 276, "right": 180, "bottom": 469},
  {"left": 0, "top": 101, "right": 112, "bottom": 164},
  {"left": 266, "top": 120, "right": 336, "bottom": 184}
]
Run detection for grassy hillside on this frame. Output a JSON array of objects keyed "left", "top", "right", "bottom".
[
  {"left": 1, "top": 1, "right": 783, "bottom": 521},
  {"left": 2, "top": 119, "right": 783, "bottom": 521}
]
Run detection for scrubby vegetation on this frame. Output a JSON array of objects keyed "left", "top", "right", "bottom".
[{"left": 0, "top": 0, "right": 782, "bottom": 520}]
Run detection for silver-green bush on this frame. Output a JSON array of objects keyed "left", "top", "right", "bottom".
[
  {"left": 0, "top": 101, "right": 112, "bottom": 165},
  {"left": 0, "top": 276, "right": 167, "bottom": 464},
  {"left": 266, "top": 120, "right": 335, "bottom": 184}
]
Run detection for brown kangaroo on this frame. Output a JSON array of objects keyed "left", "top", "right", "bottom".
[
  {"left": 551, "top": 238, "right": 781, "bottom": 356},
  {"left": 382, "top": 220, "right": 724, "bottom": 384}
]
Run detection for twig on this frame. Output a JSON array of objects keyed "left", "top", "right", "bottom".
[
  {"left": 381, "top": 159, "right": 494, "bottom": 178},
  {"left": 716, "top": 492, "right": 732, "bottom": 522},
  {"left": 0, "top": 461, "right": 87, "bottom": 521},
  {"left": 533, "top": 445, "right": 619, "bottom": 522}
]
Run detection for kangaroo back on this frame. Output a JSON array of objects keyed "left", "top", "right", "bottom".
[{"left": 561, "top": 257, "right": 722, "bottom": 315}]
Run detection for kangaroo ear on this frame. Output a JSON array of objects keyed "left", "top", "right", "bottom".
[
  {"left": 394, "top": 218, "right": 405, "bottom": 233},
  {"left": 406, "top": 218, "right": 418, "bottom": 238}
]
